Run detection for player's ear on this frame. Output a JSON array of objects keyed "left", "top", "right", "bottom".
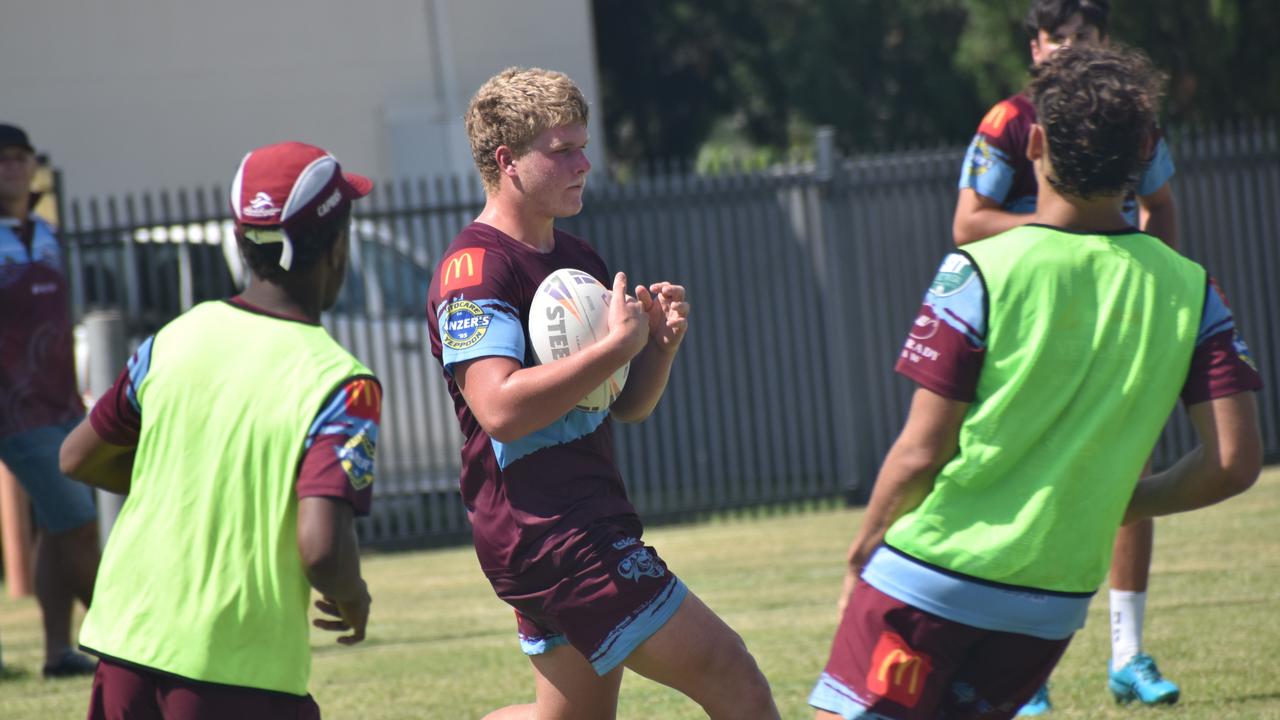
[
  {"left": 1027, "top": 124, "right": 1046, "bottom": 162},
  {"left": 495, "top": 145, "right": 517, "bottom": 178}
]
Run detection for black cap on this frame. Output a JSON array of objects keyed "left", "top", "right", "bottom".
[{"left": 0, "top": 124, "right": 34, "bottom": 153}]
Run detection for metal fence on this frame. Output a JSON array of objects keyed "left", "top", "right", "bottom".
[{"left": 63, "top": 120, "right": 1280, "bottom": 548}]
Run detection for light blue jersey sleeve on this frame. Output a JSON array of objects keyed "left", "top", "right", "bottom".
[
  {"left": 958, "top": 135, "right": 1016, "bottom": 204},
  {"left": 1137, "top": 136, "right": 1175, "bottom": 197},
  {"left": 438, "top": 297, "right": 525, "bottom": 374},
  {"left": 125, "top": 335, "right": 155, "bottom": 412},
  {"left": 925, "top": 253, "right": 987, "bottom": 348}
]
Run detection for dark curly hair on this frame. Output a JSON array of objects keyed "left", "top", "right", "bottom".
[
  {"left": 236, "top": 205, "right": 352, "bottom": 282},
  {"left": 1024, "top": 0, "right": 1109, "bottom": 40},
  {"left": 1027, "top": 44, "right": 1166, "bottom": 201}
]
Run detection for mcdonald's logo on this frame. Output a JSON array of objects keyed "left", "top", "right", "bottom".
[
  {"left": 344, "top": 379, "right": 382, "bottom": 421},
  {"left": 865, "top": 631, "right": 932, "bottom": 708},
  {"left": 440, "top": 248, "right": 485, "bottom": 292},
  {"left": 979, "top": 99, "right": 1019, "bottom": 137}
]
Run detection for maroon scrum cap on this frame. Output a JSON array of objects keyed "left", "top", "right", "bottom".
[{"left": 229, "top": 141, "right": 372, "bottom": 270}]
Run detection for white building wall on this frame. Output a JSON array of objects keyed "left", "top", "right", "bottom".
[{"left": 0, "top": 0, "right": 604, "bottom": 201}]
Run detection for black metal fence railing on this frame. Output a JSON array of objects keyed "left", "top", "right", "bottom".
[{"left": 62, "top": 120, "right": 1280, "bottom": 548}]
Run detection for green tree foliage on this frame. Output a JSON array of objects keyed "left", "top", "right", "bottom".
[{"left": 592, "top": 0, "right": 1280, "bottom": 166}]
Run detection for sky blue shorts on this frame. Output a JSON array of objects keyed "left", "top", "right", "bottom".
[{"left": 0, "top": 419, "right": 97, "bottom": 533}]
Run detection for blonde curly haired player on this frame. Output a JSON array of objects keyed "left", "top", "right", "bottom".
[{"left": 427, "top": 67, "right": 779, "bottom": 719}]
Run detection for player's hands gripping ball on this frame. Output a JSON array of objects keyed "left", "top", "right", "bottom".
[{"left": 636, "top": 281, "right": 689, "bottom": 354}]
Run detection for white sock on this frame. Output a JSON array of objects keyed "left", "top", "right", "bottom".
[{"left": 1110, "top": 589, "right": 1146, "bottom": 667}]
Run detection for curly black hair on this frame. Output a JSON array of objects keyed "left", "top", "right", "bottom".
[
  {"left": 236, "top": 205, "right": 352, "bottom": 282},
  {"left": 1027, "top": 44, "right": 1166, "bottom": 201},
  {"left": 1024, "top": 0, "right": 1110, "bottom": 40}
]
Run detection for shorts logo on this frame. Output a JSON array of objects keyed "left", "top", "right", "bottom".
[
  {"left": 337, "top": 432, "right": 376, "bottom": 491},
  {"left": 929, "top": 254, "right": 975, "bottom": 297},
  {"left": 866, "top": 631, "right": 932, "bottom": 709},
  {"left": 442, "top": 300, "right": 492, "bottom": 350},
  {"left": 440, "top": 248, "right": 485, "bottom": 292},
  {"left": 979, "top": 100, "right": 1019, "bottom": 137},
  {"left": 617, "top": 547, "right": 664, "bottom": 582}
]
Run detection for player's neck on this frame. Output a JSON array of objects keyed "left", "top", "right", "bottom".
[
  {"left": 475, "top": 197, "right": 557, "bottom": 253},
  {"left": 238, "top": 278, "right": 324, "bottom": 324},
  {"left": 0, "top": 193, "right": 30, "bottom": 220},
  {"left": 1034, "top": 186, "right": 1131, "bottom": 234}
]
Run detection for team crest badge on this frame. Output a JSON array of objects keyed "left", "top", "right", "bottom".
[{"left": 929, "top": 254, "right": 976, "bottom": 297}]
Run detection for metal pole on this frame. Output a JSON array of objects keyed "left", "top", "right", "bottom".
[{"left": 84, "top": 310, "right": 128, "bottom": 547}]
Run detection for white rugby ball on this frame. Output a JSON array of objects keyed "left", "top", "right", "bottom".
[{"left": 528, "top": 268, "right": 630, "bottom": 412}]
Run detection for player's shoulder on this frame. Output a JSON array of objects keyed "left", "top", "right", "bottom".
[
  {"left": 976, "top": 94, "right": 1035, "bottom": 141},
  {"left": 432, "top": 223, "right": 516, "bottom": 300}
]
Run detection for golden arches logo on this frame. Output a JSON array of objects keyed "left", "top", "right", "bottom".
[
  {"left": 876, "top": 649, "right": 924, "bottom": 695},
  {"left": 440, "top": 248, "right": 485, "bottom": 291},
  {"left": 979, "top": 100, "right": 1019, "bottom": 137}
]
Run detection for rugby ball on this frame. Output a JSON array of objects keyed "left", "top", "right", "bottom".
[{"left": 528, "top": 268, "right": 630, "bottom": 412}]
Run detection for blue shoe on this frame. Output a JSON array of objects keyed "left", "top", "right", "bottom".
[
  {"left": 1108, "top": 653, "right": 1180, "bottom": 705},
  {"left": 1017, "top": 684, "right": 1052, "bottom": 716}
]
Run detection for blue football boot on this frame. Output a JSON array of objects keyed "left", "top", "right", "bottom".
[
  {"left": 1016, "top": 684, "right": 1052, "bottom": 716},
  {"left": 1108, "top": 653, "right": 1180, "bottom": 705}
]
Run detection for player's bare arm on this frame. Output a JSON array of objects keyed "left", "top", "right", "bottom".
[
  {"left": 610, "top": 281, "right": 690, "bottom": 423},
  {"left": 1138, "top": 182, "right": 1178, "bottom": 249},
  {"left": 59, "top": 417, "right": 135, "bottom": 494},
  {"left": 1124, "top": 392, "right": 1261, "bottom": 524},
  {"left": 838, "top": 388, "right": 968, "bottom": 612},
  {"left": 298, "top": 496, "right": 371, "bottom": 646},
  {"left": 457, "top": 271, "right": 649, "bottom": 441},
  {"left": 952, "top": 188, "right": 1032, "bottom": 245}
]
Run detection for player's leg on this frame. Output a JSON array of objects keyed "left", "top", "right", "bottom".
[
  {"left": 624, "top": 590, "right": 778, "bottom": 719},
  {"left": 1107, "top": 460, "right": 1178, "bottom": 705},
  {"left": 483, "top": 644, "right": 625, "bottom": 720},
  {"left": 0, "top": 422, "right": 100, "bottom": 673},
  {"left": 34, "top": 523, "right": 99, "bottom": 659}
]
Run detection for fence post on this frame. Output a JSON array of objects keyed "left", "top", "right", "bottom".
[
  {"left": 815, "top": 125, "right": 837, "bottom": 183},
  {"left": 85, "top": 310, "right": 129, "bottom": 546},
  {"left": 806, "top": 126, "right": 870, "bottom": 498}
]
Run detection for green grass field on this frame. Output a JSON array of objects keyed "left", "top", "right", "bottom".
[{"left": 2, "top": 468, "right": 1277, "bottom": 719}]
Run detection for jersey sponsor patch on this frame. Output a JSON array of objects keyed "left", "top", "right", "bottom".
[
  {"left": 442, "top": 299, "right": 493, "bottom": 350},
  {"left": 968, "top": 137, "right": 997, "bottom": 177},
  {"left": 929, "top": 254, "right": 976, "bottom": 297},
  {"left": 439, "top": 248, "right": 485, "bottom": 292},
  {"left": 866, "top": 631, "right": 933, "bottom": 709},
  {"left": 979, "top": 100, "right": 1019, "bottom": 137},
  {"left": 336, "top": 431, "right": 376, "bottom": 491},
  {"left": 344, "top": 378, "right": 382, "bottom": 421}
]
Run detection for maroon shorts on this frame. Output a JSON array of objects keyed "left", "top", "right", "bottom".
[
  {"left": 489, "top": 522, "right": 688, "bottom": 676},
  {"left": 809, "top": 579, "right": 1071, "bottom": 720},
  {"left": 87, "top": 658, "right": 321, "bottom": 720}
]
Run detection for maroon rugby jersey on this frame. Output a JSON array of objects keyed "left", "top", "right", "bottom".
[
  {"left": 427, "top": 222, "right": 637, "bottom": 576},
  {"left": 0, "top": 214, "right": 83, "bottom": 437}
]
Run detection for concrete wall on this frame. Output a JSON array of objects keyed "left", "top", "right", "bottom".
[{"left": 1, "top": 0, "right": 604, "bottom": 201}]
